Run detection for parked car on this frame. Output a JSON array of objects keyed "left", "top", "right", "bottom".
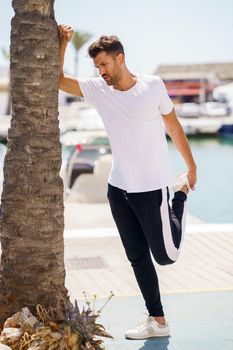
[
  {"left": 178, "top": 103, "right": 201, "bottom": 118},
  {"left": 200, "top": 102, "right": 229, "bottom": 117},
  {"left": 59, "top": 104, "right": 105, "bottom": 133},
  {"left": 60, "top": 130, "right": 111, "bottom": 190}
]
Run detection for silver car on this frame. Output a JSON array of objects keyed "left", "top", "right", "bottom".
[{"left": 178, "top": 103, "right": 201, "bottom": 118}]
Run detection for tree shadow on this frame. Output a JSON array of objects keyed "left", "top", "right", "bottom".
[{"left": 137, "top": 336, "right": 170, "bottom": 350}]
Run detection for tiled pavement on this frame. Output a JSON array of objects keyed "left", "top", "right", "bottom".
[{"left": 64, "top": 228, "right": 233, "bottom": 300}]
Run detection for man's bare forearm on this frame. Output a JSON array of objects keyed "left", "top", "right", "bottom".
[
  {"left": 162, "top": 109, "right": 197, "bottom": 189},
  {"left": 59, "top": 42, "right": 67, "bottom": 78},
  {"left": 169, "top": 125, "right": 196, "bottom": 170},
  {"left": 58, "top": 25, "right": 83, "bottom": 96}
]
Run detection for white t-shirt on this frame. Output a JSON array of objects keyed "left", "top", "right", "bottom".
[{"left": 77, "top": 74, "right": 174, "bottom": 192}]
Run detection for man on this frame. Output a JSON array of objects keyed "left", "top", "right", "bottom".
[{"left": 58, "top": 25, "right": 197, "bottom": 339}]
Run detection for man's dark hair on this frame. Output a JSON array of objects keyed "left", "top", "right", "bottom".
[{"left": 88, "top": 35, "right": 125, "bottom": 58}]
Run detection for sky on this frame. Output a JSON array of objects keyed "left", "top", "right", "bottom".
[{"left": 1, "top": 0, "right": 233, "bottom": 77}]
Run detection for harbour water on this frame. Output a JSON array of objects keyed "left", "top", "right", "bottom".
[{"left": 168, "top": 135, "right": 233, "bottom": 223}]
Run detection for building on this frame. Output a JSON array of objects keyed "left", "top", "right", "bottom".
[{"left": 155, "top": 62, "right": 233, "bottom": 104}]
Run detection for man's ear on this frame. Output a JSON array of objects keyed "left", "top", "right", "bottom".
[{"left": 117, "top": 52, "right": 125, "bottom": 65}]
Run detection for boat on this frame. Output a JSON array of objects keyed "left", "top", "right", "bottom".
[
  {"left": 177, "top": 116, "right": 232, "bottom": 135},
  {"left": 218, "top": 124, "right": 233, "bottom": 140}
]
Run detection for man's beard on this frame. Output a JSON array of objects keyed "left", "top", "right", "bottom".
[
  {"left": 103, "top": 70, "right": 121, "bottom": 86},
  {"left": 103, "top": 75, "right": 116, "bottom": 86},
  {"left": 105, "top": 76, "right": 115, "bottom": 85}
]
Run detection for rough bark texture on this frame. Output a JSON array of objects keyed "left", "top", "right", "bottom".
[{"left": 0, "top": 0, "right": 69, "bottom": 326}]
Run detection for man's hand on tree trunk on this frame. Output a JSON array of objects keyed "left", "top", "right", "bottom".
[{"left": 58, "top": 24, "right": 73, "bottom": 45}]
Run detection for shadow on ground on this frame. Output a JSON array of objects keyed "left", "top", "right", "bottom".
[{"left": 133, "top": 336, "right": 170, "bottom": 350}]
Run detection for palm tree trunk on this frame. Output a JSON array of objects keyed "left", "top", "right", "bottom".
[{"left": 0, "top": 0, "right": 69, "bottom": 326}]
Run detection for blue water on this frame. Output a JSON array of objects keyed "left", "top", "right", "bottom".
[{"left": 168, "top": 135, "right": 233, "bottom": 223}]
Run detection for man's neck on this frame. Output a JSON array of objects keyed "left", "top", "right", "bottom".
[{"left": 113, "top": 71, "right": 137, "bottom": 91}]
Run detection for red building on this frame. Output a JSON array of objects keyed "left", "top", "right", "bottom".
[{"left": 155, "top": 62, "right": 233, "bottom": 104}]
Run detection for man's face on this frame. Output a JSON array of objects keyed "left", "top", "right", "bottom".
[{"left": 93, "top": 51, "right": 123, "bottom": 86}]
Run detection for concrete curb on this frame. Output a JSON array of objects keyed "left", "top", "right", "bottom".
[{"left": 64, "top": 223, "right": 233, "bottom": 239}]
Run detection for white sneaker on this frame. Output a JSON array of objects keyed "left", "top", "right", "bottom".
[
  {"left": 171, "top": 171, "right": 190, "bottom": 192},
  {"left": 125, "top": 316, "right": 170, "bottom": 339}
]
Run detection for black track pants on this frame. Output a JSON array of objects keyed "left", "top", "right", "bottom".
[{"left": 107, "top": 182, "right": 187, "bottom": 317}]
